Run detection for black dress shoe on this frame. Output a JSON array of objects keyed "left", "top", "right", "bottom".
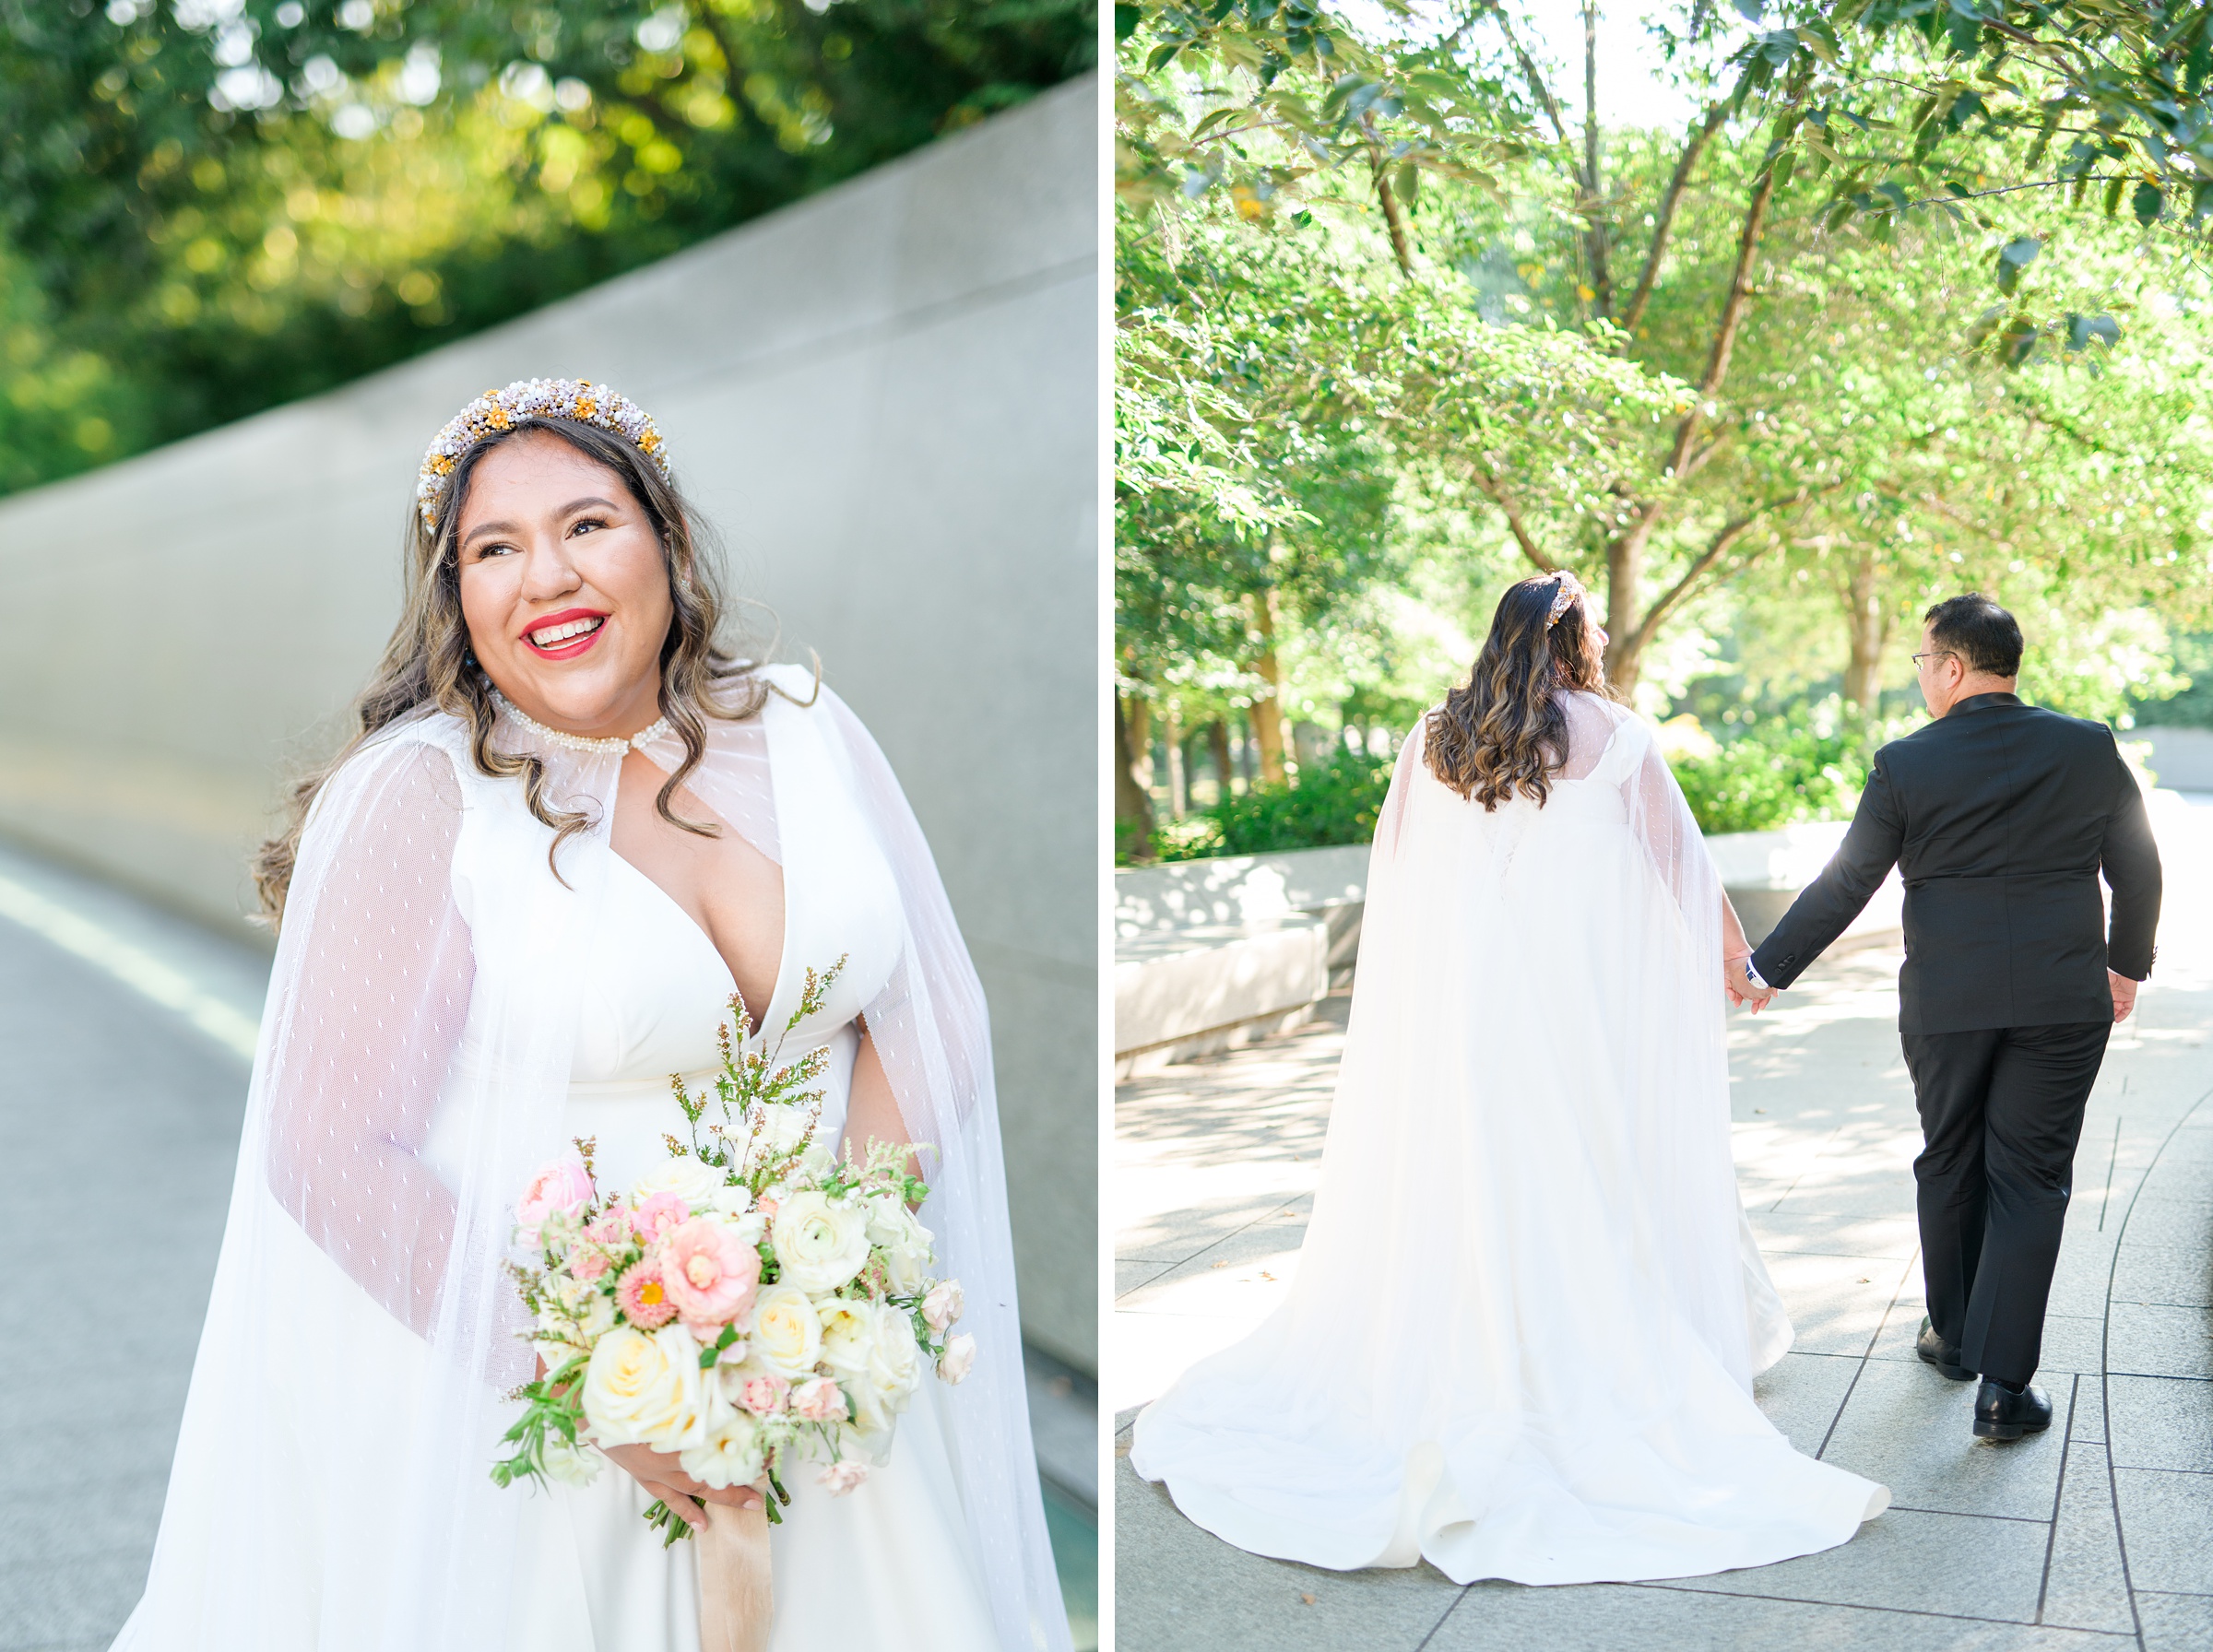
[
  {"left": 1916, "top": 1316, "right": 1975, "bottom": 1382},
  {"left": 1974, "top": 1380, "right": 2053, "bottom": 1441}
]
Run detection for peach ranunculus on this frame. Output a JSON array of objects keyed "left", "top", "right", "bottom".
[
  {"left": 661, "top": 1217, "right": 763, "bottom": 1333},
  {"left": 630, "top": 1192, "right": 691, "bottom": 1246},
  {"left": 792, "top": 1376, "right": 848, "bottom": 1422},
  {"left": 516, "top": 1154, "right": 595, "bottom": 1248},
  {"left": 817, "top": 1460, "right": 870, "bottom": 1495}
]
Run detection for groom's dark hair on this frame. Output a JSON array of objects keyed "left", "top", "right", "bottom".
[{"left": 1924, "top": 593, "right": 2023, "bottom": 678}]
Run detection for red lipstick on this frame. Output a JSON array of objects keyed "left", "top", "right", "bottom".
[{"left": 521, "top": 608, "right": 609, "bottom": 661}]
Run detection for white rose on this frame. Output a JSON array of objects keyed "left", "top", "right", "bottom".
[
  {"left": 680, "top": 1411, "right": 766, "bottom": 1491},
  {"left": 773, "top": 1193, "right": 871, "bottom": 1293},
  {"left": 816, "top": 1298, "right": 876, "bottom": 1375},
  {"left": 706, "top": 1183, "right": 755, "bottom": 1219},
  {"left": 922, "top": 1280, "right": 964, "bottom": 1333},
  {"left": 581, "top": 1325, "right": 710, "bottom": 1452},
  {"left": 752, "top": 1104, "right": 813, "bottom": 1157},
  {"left": 542, "top": 1434, "right": 603, "bottom": 1488},
  {"left": 861, "top": 1191, "right": 906, "bottom": 1247},
  {"left": 882, "top": 1235, "right": 930, "bottom": 1296},
  {"left": 749, "top": 1281, "right": 823, "bottom": 1378},
  {"left": 629, "top": 1157, "right": 727, "bottom": 1210},
  {"left": 864, "top": 1302, "right": 923, "bottom": 1408},
  {"left": 937, "top": 1332, "right": 976, "bottom": 1386}
]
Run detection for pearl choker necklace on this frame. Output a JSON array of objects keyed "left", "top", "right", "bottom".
[{"left": 491, "top": 690, "right": 670, "bottom": 754}]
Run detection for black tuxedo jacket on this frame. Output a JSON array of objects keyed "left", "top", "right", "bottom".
[{"left": 1749, "top": 693, "right": 2162, "bottom": 1035}]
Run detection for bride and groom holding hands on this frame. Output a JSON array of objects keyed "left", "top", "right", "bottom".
[{"left": 1134, "top": 582, "right": 2163, "bottom": 1584}]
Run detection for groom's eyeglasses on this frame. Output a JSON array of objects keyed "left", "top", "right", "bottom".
[{"left": 1911, "top": 650, "right": 1957, "bottom": 670}]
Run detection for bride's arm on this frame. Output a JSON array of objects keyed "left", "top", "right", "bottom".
[
  {"left": 842, "top": 1021, "right": 925, "bottom": 1192},
  {"left": 261, "top": 740, "right": 473, "bottom": 1341}
]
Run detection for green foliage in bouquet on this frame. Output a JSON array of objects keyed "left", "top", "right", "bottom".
[{"left": 492, "top": 953, "right": 962, "bottom": 1544}]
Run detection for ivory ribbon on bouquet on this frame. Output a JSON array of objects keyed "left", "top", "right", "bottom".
[{"left": 696, "top": 1500, "right": 774, "bottom": 1652}]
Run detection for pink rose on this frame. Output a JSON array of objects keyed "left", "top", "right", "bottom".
[
  {"left": 582, "top": 1208, "right": 630, "bottom": 1247},
  {"left": 516, "top": 1154, "right": 595, "bottom": 1248},
  {"left": 936, "top": 1333, "right": 976, "bottom": 1385},
  {"left": 922, "top": 1279, "right": 964, "bottom": 1333},
  {"left": 791, "top": 1377, "right": 847, "bottom": 1422},
  {"left": 616, "top": 1259, "right": 678, "bottom": 1329},
  {"left": 739, "top": 1373, "right": 790, "bottom": 1416},
  {"left": 817, "top": 1460, "right": 870, "bottom": 1496},
  {"left": 631, "top": 1192, "right": 690, "bottom": 1246},
  {"left": 660, "top": 1218, "right": 763, "bottom": 1333},
  {"left": 571, "top": 1245, "right": 613, "bottom": 1283}
]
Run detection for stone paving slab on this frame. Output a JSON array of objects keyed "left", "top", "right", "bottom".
[{"left": 1114, "top": 796, "right": 2213, "bottom": 1650}]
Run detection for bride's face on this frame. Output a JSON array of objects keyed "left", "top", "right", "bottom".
[{"left": 454, "top": 431, "right": 675, "bottom": 738}]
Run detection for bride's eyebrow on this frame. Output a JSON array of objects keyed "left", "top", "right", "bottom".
[{"left": 561, "top": 495, "right": 621, "bottom": 517}]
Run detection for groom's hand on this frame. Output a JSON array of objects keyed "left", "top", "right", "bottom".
[
  {"left": 2110, "top": 970, "right": 2140, "bottom": 1024},
  {"left": 1727, "top": 957, "right": 1776, "bottom": 1014}
]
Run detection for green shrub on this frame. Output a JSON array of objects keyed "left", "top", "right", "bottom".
[
  {"left": 1668, "top": 701, "right": 1913, "bottom": 836},
  {"left": 1156, "top": 748, "right": 1396, "bottom": 861}
]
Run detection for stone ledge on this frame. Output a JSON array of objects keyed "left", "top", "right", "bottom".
[{"left": 1114, "top": 917, "right": 1329, "bottom": 1074}]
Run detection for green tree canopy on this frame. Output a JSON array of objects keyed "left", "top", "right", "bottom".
[{"left": 0, "top": 0, "right": 1092, "bottom": 489}]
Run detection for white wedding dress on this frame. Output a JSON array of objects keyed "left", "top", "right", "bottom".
[
  {"left": 112, "top": 667, "right": 1067, "bottom": 1651},
  {"left": 499, "top": 851, "right": 998, "bottom": 1648},
  {"left": 1131, "top": 693, "right": 1888, "bottom": 1584}
]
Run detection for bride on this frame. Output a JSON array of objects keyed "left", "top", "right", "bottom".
[
  {"left": 1130, "top": 571, "right": 1889, "bottom": 1584},
  {"left": 113, "top": 379, "right": 1069, "bottom": 1650}
]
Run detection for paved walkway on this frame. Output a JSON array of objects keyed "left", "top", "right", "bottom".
[
  {"left": 1115, "top": 794, "right": 2213, "bottom": 1651},
  {"left": 0, "top": 837, "right": 1095, "bottom": 1652}
]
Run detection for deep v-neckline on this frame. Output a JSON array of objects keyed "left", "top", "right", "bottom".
[{"left": 607, "top": 755, "right": 795, "bottom": 1036}]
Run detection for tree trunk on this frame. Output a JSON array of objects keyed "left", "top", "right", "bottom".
[
  {"left": 1163, "top": 701, "right": 1187, "bottom": 820},
  {"left": 1114, "top": 693, "right": 1156, "bottom": 859},
  {"left": 1842, "top": 551, "right": 1890, "bottom": 708},
  {"left": 1249, "top": 589, "right": 1288, "bottom": 785},
  {"left": 1604, "top": 515, "right": 1652, "bottom": 694},
  {"left": 1207, "top": 720, "right": 1234, "bottom": 804}
]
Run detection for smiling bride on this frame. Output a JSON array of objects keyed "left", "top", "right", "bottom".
[{"left": 112, "top": 379, "right": 1069, "bottom": 1652}]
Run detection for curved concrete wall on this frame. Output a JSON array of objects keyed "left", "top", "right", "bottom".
[{"left": 0, "top": 77, "right": 1098, "bottom": 1366}]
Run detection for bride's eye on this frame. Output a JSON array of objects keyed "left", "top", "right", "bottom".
[{"left": 569, "top": 516, "right": 606, "bottom": 537}]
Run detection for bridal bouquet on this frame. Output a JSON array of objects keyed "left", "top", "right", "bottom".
[{"left": 491, "top": 957, "right": 975, "bottom": 1540}]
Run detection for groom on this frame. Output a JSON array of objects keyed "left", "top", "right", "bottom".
[{"left": 1733, "top": 594, "right": 2162, "bottom": 1443}]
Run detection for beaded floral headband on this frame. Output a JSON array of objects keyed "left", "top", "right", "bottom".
[
  {"left": 416, "top": 377, "right": 669, "bottom": 532},
  {"left": 1544, "top": 570, "right": 1585, "bottom": 629}
]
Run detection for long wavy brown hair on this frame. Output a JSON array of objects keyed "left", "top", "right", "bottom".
[
  {"left": 252, "top": 416, "right": 780, "bottom": 927},
  {"left": 1426, "top": 572, "right": 1615, "bottom": 809}
]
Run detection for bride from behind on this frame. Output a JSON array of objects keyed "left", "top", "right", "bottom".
[{"left": 1131, "top": 571, "right": 1888, "bottom": 1584}]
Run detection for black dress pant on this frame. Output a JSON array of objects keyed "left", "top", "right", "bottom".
[{"left": 1900, "top": 1021, "right": 2110, "bottom": 1386}]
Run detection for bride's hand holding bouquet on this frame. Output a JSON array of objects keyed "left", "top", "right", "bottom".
[{"left": 491, "top": 957, "right": 976, "bottom": 1541}]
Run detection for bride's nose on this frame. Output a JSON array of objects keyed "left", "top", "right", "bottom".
[{"left": 519, "top": 537, "right": 584, "bottom": 603}]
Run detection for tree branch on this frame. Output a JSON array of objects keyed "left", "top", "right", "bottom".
[
  {"left": 1663, "top": 88, "right": 1804, "bottom": 481},
  {"left": 1619, "top": 100, "right": 1728, "bottom": 336},
  {"left": 1366, "top": 132, "right": 1415, "bottom": 279},
  {"left": 1468, "top": 465, "right": 1560, "bottom": 572},
  {"left": 1628, "top": 484, "right": 1825, "bottom": 652},
  {"left": 1489, "top": 7, "right": 1568, "bottom": 145},
  {"left": 1580, "top": 0, "right": 1613, "bottom": 320}
]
